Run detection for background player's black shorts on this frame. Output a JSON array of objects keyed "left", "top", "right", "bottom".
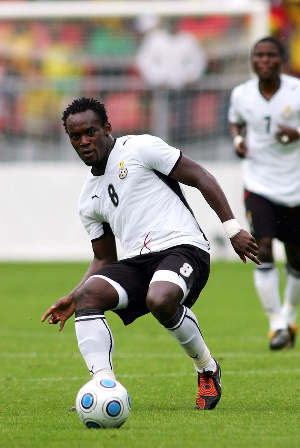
[
  {"left": 94, "top": 244, "right": 210, "bottom": 325},
  {"left": 244, "top": 191, "right": 300, "bottom": 244}
]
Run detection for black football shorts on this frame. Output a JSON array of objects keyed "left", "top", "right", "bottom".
[
  {"left": 244, "top": 190, "right": 300, "bottom": 244},
  {"left": 92, "top": 244, "right": 210, "bottom": 325}
]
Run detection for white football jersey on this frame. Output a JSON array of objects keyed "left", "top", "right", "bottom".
[
  {"left": 228, "top": 74, "right": 300, "bottom": 206},
  {"left": 78, "top": 134, "right": 209, "bottom": 259}
]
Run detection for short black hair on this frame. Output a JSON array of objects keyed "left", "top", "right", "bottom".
[
  {"left": 62, "top": 97, "right": 109, "bottom": 133},
  {"left": 253, "top": 36, "right": 286, "bottom": 59}
]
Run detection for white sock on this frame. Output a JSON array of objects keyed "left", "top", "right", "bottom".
[
  {"left": 282, "top": 266, "right": 300, "bottom": 325},
  {"left": 93, "top": 369, "right": 116, "bottom": 381},
  {"left": 75, "top": 310, "right": 115, "bottom": 377},
  {"left": 163, "top": 305, "right": 216, "bottom": 372},
  {"left": 254, "top": 264, "right": 286, "bottom": 331}
]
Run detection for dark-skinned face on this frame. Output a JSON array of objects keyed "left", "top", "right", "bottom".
[
  {"left": 66, "top": 109, "right": 112, "bottom": 168},
  {"left": 251, "top": 41, "right": 283, "bottom": 81}
]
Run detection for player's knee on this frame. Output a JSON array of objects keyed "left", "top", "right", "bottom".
[
  {"left": 74, "top": 281, "right": 105, "bottom": 309},
  {"left": 74, "top": 281, "right": 119, "bottom": 311},
  {"left": 258, "top": 242, "right": 273, "bottom": 262},
  {"left": 74, "top": 285, "right": 93, "bottom": 309},
  {"left": 146, "top": 291, "right": 179, "bottom": 323},
  {"left": 146, "top": 292, "right": 165, "bottom": 312}
]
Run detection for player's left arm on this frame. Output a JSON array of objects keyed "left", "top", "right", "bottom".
[
  {"left": 275, "top": 124, "right": 300, "bottom": 144},
  {"left": 170, "top": 154, "right": 261, "bottom": 265}
]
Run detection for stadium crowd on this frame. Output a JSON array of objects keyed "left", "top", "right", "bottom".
[{"left": 0, "top": 13, "right": 244, "bottom": 153}]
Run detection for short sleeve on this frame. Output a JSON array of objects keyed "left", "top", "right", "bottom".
[
  {"left": 135, "top": 135, "right": 181, "bottom": 175},
  {"left": 79, "top": 213, "right": 106, "bottom": 241},
  {"left": 228, "top": 86, "right": 245, "bottom": 125}
]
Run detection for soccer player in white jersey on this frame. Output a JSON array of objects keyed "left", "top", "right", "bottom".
[
  {"left": 42, "top": 97, "right": 260, "bottom": 411},
  {"left": 228, "top": 37, "right": 300, "bottom": 350}
]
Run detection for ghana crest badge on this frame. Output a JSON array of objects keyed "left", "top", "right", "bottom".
[
  {"left": 282, "top": 105, "right": 293, "bottom": 120},
  {"left": 119, "top": 161, "right": 128, "bottom": 179}
]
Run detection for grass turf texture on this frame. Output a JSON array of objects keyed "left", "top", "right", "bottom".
[{"left": 0, "top": 261, "right": 299, "bottom": 448}]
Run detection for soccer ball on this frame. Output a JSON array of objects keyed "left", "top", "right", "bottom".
[{"left": 75, "top": 377, "right": 131, "bottom": 429}]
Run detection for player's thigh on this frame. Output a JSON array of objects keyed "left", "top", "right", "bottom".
[
  {"left": 284, "top": 243, "right": 300, "bottom": 272},
  {"left": 283, "top": 208, "right": 300, "bottom": 271},
  {"left": 279, "top": 204, "right": 300, "bottom": 245},
  {"left": 89, "top": 261, "right": 150, "bottom": 317},
  {"left": 147, "top": 245, "right": 210, "bottom": 311},
  {"left": 244, "top": 191, "right": 278, "bottom": 239},
  {"left": 75, "top": 275, "right": 120, "bottom": 310}
]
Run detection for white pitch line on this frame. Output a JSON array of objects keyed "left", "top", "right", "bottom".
[
  {"left": 1, "top": 351, "right": 300, "bottom": 359},
  {"left": 0, "top": 369, "right": 300, "bottom": 382}
]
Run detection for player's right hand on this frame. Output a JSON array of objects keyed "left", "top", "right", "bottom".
[
  {"left": 41, "top": 295, "right": 75, "bottom": 331},
  {"left": 235, "top": 140, "right": 248, "bottom": 159}
]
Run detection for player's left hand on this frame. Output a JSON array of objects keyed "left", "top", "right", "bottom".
[
  {"left": 275, "top": 125, "right": 300, "bottom": 145},
  {"left": 230, "top": 229, "right": 261, "bottom": 265}
]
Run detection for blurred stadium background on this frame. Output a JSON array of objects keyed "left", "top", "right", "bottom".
[{"left": 0, "top": 0, "right": 297, "bottom": 261}]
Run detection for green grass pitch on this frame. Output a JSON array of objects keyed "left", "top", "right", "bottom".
[{"left": 0, "top": 261, "right": 299, "bottom": 448}]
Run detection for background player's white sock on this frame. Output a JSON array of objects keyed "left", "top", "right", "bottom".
[
  {"left": 254, "top": 264, "right": 286, "bottom": 331},
  {"left": 75, "top": 309, "right": 115, "bottom": 377},
  {"left": 282, "top": 265, "right": 300, "bottom": 325},
  {"left": 162, "top": 305, "right": 216, "bottom": 372}
]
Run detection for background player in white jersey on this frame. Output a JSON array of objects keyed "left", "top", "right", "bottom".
[
  {"left": 42, "top": 97, "right": 260, "bottom": 411},
  {"left": 228, "top": 37, "right": 300, "bottom": 350}
]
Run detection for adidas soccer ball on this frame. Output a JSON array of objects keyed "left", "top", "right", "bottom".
[{"left": 76, "top": 378, "right": 131, "bottom": 429}]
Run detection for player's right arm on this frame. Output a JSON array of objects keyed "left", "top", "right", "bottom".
[
  {"left": 228, "top": 85, "right": 248, "bottom": 158},
  {"left": 229, "top": 123, "right": 248, "bottom": 158},
  {"left": 41, "top": 232, "right": 117, "bottom": 331}
]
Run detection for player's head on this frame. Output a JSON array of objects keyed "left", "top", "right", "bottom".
[
  {"left": 62, "top": 97, "right": 109, "bottom": 134},
  {"left": 251, "top": 37, "right": 286, "bottom": 80},
  {"left": 62, "top": 98, "right": 113, "bottom": 171},
  {"left": 252, "top": 37, "right": 286, "bottom": 60}
]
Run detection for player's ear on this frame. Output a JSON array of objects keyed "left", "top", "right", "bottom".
[{"left": 104, "top": 122, "right": 112, "bottom": 135}]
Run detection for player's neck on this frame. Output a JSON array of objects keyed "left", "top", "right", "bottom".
[
  {"left": 92, "top": 137, "right": 116, "bottom": 176},
  {"left": 259, "top": 76, "right": 281, "bottom": 100}
]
